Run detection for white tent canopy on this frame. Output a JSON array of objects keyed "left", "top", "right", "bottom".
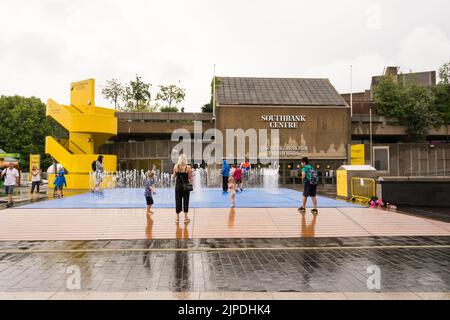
[{"left": 46, "top": 163, "right": 63, "bottom": 174}]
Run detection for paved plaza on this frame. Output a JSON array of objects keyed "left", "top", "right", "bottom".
[
  {"left": 0, "top": 237, "right": 449, "bottom": 298},
  {"left": 0, "top": 189, "right": 449, "bottom": 300},
  {"left": 0, "top": 206, "right": 449, "bottom": 241}
]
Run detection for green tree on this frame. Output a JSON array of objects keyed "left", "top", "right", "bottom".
[
  {"left": 101, "top": 78, "right": 124, "bottom": 110},
  {"left": 0, "top": 96, "right": 65, "bottom": 170},
  {"left": 122, "top": 75, "right": 152, "bottom": 112},
  {"left": 438, "top": 61, "right": 450, "bottom": 84},
  {"left": 373, "top": 77, "right": 437, "bottom": 142},
  {"left": 433, "top": 62, "right": 450, "bottom": 125},
  {"left": 400, "top": 84, "right": 437, "bottom": 142},
  {"left": 156, "top": 83, "right": 186, "bottom": 112},
  {"left": 204, "top": 76, "right": 221, "bottom": 114},
  {"left": 372, "top": 75, "right": 404, "bottom": 116},
  {"left": 201, "top": 103, "right": 213, "bottom": 113},
  {"left": 159, "top": 106, "right": 179, "bottom": 112},
  {"left": 432, "top": 83, "right": 450, "bottom": 125}
]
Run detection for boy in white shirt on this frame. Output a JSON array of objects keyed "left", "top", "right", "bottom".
[{"left": 1, "top": 162, "right": 20, "bottom": 208}]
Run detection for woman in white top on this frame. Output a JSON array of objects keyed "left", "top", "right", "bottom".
[{"left": 31, "top": 165, "right": 41, "bottom": 194}]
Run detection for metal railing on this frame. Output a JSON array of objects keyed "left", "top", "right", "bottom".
[{"left": 351, "top": 177, "right": 376, "bottom": 202}]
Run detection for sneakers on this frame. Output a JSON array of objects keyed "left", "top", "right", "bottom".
[{"left": 298, "top": 207, "right": 319, "bottom": 215}]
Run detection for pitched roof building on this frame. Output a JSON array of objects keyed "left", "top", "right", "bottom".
[{"left": 216, "top": 77, "right": 347, "bottom": 107}]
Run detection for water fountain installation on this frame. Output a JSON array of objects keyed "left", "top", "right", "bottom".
[{"left": 21, "top": 166, "right": 361, "bottom": 209}]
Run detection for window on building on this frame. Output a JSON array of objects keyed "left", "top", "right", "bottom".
[{"left": 373, "top": 146, "right": 390, "bottom": 172}]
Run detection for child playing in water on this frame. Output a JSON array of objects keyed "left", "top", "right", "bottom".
[
  {"left": 233, "top": 165, "right": 243, "bottom": 192},
  {"left": 145, "top": 170, "right": 156, "bottom": 216},
  {"left": 228, "top": 176, "right": 237, "bottom": 208},
  {"left": 53, "top": 169, "right": 67, "bottom": 198}
]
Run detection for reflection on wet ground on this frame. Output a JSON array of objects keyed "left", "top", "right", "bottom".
[
  {"left": 301, "top": 213, "right": 317, "bottom": 237},
  {"left": 398, "top": 207, "right": 450, "bottom": 223},
  {"left": 0, "top": 187, "right": 88, "bottom": 209},
  {"left": 0, "top": 236, "right": 448, "bottom": 293},
  {"left": 2, "top": 207, "right": 448, "bottom": 241}
]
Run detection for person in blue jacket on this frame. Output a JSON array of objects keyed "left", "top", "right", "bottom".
[
  {"left": 221, "top": 160, "right": 230, "bottom": 192},
  {"left": 53, "top": 169, "right": 67, "bottom": 198}
]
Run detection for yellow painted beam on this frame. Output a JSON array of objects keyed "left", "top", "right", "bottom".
[{"left": 45, "top": 79, "right": 118, "bottom": 189}]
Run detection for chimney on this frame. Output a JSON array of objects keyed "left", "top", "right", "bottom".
[{"left": 384, "top": 66, "right": 400, "bottom": 77}]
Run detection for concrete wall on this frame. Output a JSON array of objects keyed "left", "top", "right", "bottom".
[
  {"left": 363, "top": 143, "right": 450, "bottom": 176},
  {"left": 379, "top": 177, "right": 450, "bottom": 207},
  {"left": 216, "top": 105, "right": 351, "bottom": 160},
  {"left": 116, "top": 112, "right": 214, "bottom": 136}
]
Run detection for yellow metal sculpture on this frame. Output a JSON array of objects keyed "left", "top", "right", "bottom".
[{"left": 46, "top": 79, "right": 117, "bottom": 189}]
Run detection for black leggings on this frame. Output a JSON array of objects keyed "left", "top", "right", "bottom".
[
  {"left": 31, "top": 181, "right": 40, "bottom": 193},
  {"left": 222, "top": 176, "right": 228, "bottom": 192},
  {"left": 175, "top": 190, "right": 190, "bottom": 214}
]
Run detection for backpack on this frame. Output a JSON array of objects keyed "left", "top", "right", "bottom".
[
  {"left": 91, "top": 161, "right": 96, "bottom": 172},
  {"left": 307, "top": 166, "right": 318, "bottom": 185}
]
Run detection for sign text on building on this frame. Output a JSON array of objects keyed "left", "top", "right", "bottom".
[{"left": 261, "top": 115, "right": 306, "bottom": 129}]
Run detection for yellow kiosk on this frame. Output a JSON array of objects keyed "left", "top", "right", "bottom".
[{"left": 46, "top": 79, "right": 117, "bottom": 189}]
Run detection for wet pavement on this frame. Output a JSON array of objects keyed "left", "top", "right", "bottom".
[
  {"left": 0, "top": 236, "right": 448, "bottom": 293},
  {"left": 0, "top": 187, "right": 48, "bottom": 209},
  {"left": 1, "top": 189, "right": 449, "bottom": 298},
  {"left": 1, "top": 207, "right": 449, "bottom": 241},
  {"left": 398, "top": 207, "right": 450, "bottom": 223}
]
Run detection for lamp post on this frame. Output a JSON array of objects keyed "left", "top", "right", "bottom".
[
  {"left": 350, "top": 65, "right": 353, "bottom": 117},
  {"left": 213, "top": 64, "right": 216, "bottom": 119},
  {"left": 369, "top": 108, "right": 373, "bottom": 167},
  {"left": 212, "top": 64, "right": 217, "bottom": 186}
]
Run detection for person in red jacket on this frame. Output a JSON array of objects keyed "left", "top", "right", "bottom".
[
  {"left": 240, "top": 159, "right": 251, "bottom": 190},
  {"left": 233, "top": 165, "right": 243, "bottom": 192}
]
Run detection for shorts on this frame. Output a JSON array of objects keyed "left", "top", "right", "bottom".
[
  {"left": 145, "top": 196, "right": 154, "bottom": 205},
  {"left": 54, "top": 185, "right": 63, "bottom": 191},
  {"left": 235, "top": 179, "right": 242, "bottom": 184},
  {"left": 4, "top": 185, "right": 14, "bottom": 195},
  {"left": 303, "top": 182, "right": 317, "bottom": 197}
]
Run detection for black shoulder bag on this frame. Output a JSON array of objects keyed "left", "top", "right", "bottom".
[{"left": 180, "top": 166, "right": 193, "bottom": 192}]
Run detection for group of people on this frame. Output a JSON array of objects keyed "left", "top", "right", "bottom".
[
  {"left": 142, "top": 155, "right": 319, "bottom": 223},
  {"left": 144, "top": 154, "right": 192, "bottom": 224},
  {"left": 221, "top": 159, "right": 251, "bottom": 208},
  {"left": 0, "top": 163, "right": 53, "bottom": 207},
  {"left": 144, "top": 156, "right": 256, "bottom": 223},
  {"left": 2, "top": 153, "right": 318, "bottom": 217},
  {"left": 0, "top": 154, "right": 102, "bottom": 207}
]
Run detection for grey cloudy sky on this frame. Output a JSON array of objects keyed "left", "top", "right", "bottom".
[{"left": 1, "top": 0, "right": 449, "bottom": 111}]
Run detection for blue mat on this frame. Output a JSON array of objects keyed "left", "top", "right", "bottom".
[{"left": 19, "top": 188, "right": 363, "bottom": 209}]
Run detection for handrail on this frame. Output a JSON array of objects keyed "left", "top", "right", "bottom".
[{"left": 351, "top": 177, "right": 376, "bottom": 202}]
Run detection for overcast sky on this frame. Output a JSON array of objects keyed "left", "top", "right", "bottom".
[{"left": 1, "top": 0, "right": 449, "bottom": 111}]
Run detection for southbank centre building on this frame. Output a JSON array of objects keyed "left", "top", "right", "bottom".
[{"left": 99, "top": 75, "right": 450, "bottom": 186}]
